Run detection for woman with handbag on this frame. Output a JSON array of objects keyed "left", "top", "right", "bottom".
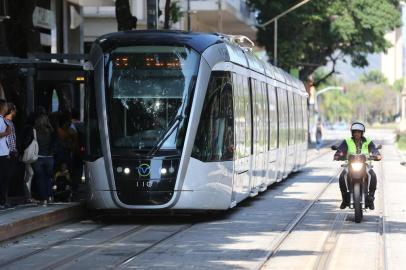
[{"left": 32, "top": 113, "right": 56, "bottom": 206}]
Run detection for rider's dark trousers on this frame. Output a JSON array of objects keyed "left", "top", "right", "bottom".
[{"left": 339, "top": 169, "right": 377, "bottom": 193}]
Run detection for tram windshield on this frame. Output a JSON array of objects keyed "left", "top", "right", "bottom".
[{"left": 106, "top": 45, "right": 199, "bottom": 153}]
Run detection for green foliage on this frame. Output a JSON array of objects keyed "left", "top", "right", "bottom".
[
  {"left": 170, "top": 1, "right": 183, "bottom": 24},
  {"left": 319, "top": 89, "right": 352, "bottom": 122},
  {"left": 318, "top": 80, "right": 398, "bottom": 124},
  {"left": 397, "top": 134, "right": 406, "bottom": 150},
  {"left": 163, "top": 0, "right": 183, "bottom": 29},
  {"left": 393, "top": 77, "right": 404, "bottom": 93},
  {"left": 360, "top": 70, "right": 388, "bottom": 84},
  {"left": 248, "top": 0, "right": 401, "bottom": 83}
]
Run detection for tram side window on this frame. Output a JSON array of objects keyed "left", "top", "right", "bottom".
[
  {"left": 192, "top": 71, "right": 234, "bottom": 162},
  {"left": 243, "top": 75, "right": 252, "bottom": 156},
  {"left": 288, "top": 91, "right": 295, "bottom": 145},
  {"left": 268, "top": 84, "right": 278, "bottom": 150},
  {"left": 302, "top": 97, "right": 309, "bottom": 142},
  {"left": 277, "top": 88, "right": 288, "bottom": 147},
  {"left": 232, "top": 73, "right": 249, "bottom": 159},
  {"left": 295, "top": 94, "right": 303, "bottom": 143},
  {"left": 251, "top": 79, "right": 264, "bottom": 154},
  {"left": 261, "top": 82, "right": 269, "bottom": 152},
  {"left": 84, "top": 72, "right": 102, "bottom": 159}
]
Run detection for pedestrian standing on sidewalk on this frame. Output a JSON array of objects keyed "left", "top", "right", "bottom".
[
  {"left": 32, "top": 113, "right": 56, "bottom": 206},
  {"left": 4, "top": 103, "right": 18, "bottom": 206},
  {"left": 0, "top": 100, "right": 11, "bottom": 209}
]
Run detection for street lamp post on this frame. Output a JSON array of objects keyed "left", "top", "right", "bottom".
[
  {"left": 187, "top": 0, "right": 191, "bottom": 31},
  {"left": 314, "top": 86, "right": 344, "bottom": 113},
  {"left": 257, "top": 0, "right": 312, "bottom": 66}
]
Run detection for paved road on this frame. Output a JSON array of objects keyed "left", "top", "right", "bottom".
[{"left": 0, "top": 129, "right": 404, "bottom": 270}]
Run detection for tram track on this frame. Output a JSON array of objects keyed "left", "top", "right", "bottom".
[
  {"left": 0, "top": 220, "right": 195, "bottom": 270},
  {"left": 37, "top": 224, "right": 193, "bottom": 270},
  {"left": 310, "top": 146, "right": 389, "bottom": 270},
  {"left": 0, "top": 223, "right": 107, "bottom": 268},
  {"left": 114, "top": 224, "right": 193, "bottom": 269},
  {"left": 0, "top": 141, "right": 343, "bottom": 270},
  {"left": 312, "top": 212, "right": 347, "bottom": 270},
  {"left": 38, "top": 225, "right": 149, "bottom": 270},
  {"left": 255, "top": 165, "right": 343, "bottom": 270}
]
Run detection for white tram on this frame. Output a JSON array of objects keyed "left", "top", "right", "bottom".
[{"left": 84, "top": 31, "right": 308, "bottom": 211}]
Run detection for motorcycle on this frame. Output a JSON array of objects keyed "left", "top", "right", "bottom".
[{"left": 332, "top": 145, "right": 382, "bottom": 223}]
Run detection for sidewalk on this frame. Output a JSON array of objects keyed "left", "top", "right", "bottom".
[
  {"left": 382, "top": 144, "right": 406, "bottom": 270},
  {"left": 0, "top": 202, "right": 85, "bottom": 242}
]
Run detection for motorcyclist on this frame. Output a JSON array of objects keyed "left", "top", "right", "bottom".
[{"left": 333, "top": 122, "right": 382, "bottom": 210}]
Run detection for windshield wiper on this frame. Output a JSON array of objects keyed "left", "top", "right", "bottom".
[{"left": 147, "top": 115, "right": 183, "bottom": 156}]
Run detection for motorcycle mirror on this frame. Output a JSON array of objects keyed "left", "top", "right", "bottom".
[
  {"left": 331, "top": 145, "right": 338, "bottom": 151},
  {"left": 377, "top": 144, "right": 383, "bottom": 150}
]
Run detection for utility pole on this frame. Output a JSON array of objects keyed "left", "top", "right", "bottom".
[
  {"left": 187, "top": 0, "right": 191, "bottom": 31},
  {"left": 218, "top": 0, "right": 223, "bottom": 33}
]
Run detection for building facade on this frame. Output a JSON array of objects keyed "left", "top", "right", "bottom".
[
  {"left": 83, "top": 0, "right": 257, "bottom": 51},
  {"left": 381, "top": 4, "right": 406, "bottom": 85}
]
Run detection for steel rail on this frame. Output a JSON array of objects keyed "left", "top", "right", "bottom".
[
  {"left": 0, "top": 223, "right": 107, "bottom": 268},
  {"left": 254, "top": 166, "right": 343, "bottom": 270},
  {"left": 115, "top": 224, "right": 193, "bottom": 268},
  {"left": 312, "top": 212, "right": 347, "bottom": 270},
  {"left": 39, "top": 225, "right": 147, "bottom": 270}
]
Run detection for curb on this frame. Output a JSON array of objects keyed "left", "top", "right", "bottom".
[{"left": 0, "top": 203, "right": 85, "bottom": 243}]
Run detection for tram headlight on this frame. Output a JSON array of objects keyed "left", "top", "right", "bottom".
[
  {"left": 351, "top": 162, "right": 363, "bottom": 172},
  {"left": 124, "top": 167, "right": 131, "bottom": 174},
  {"left": 161, "top": 168, "right": 167, "bottom": 175}
]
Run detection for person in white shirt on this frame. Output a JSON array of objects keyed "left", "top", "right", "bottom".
[{"left": 0, "top": 100, "right": 11, "bottom": 209}]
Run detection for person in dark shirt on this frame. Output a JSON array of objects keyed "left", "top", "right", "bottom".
[
  {"left": 333, "top": 122, "right": 382, "bottom": 210},
  {"left": 32, "top": 113, "right": 56, "bottom": 206}
]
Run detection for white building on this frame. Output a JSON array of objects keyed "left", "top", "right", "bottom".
[
  {"left": 81, "top": 0, "right": 257, "bottom": 50},
  {"left": 380, "top": 5, "right": 406, "bottom": 85},
  {"left": 381, "top": 27, "right": 403, "bottom": 84}
]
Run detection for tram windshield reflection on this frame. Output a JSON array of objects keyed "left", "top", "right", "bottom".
[{"left": 106, "top": 46, "right": 199, "bottom": 152}]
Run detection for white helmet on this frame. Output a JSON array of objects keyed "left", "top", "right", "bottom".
[{"left": 351, "top": 122, "right": 365, "bottom": 133}]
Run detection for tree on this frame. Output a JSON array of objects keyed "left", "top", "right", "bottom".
[
  {"left": 360, "top": 70, "right": 388, "bottom": 84},
  {"left": 163, "top": 0, "right": 183, "bottom": 29},
  {"left": 115, "top": 0, "right": 137, "bottom": 31},
  {"left": 248, "top": 0, "right": 401, "bottom": 85},
  {"left": 393, "top": 77, "right": 404, "bottom": 92}
]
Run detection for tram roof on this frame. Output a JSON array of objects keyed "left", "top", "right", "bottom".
[
  {"left": 96, "top": 30, "right": 224, "bottom": 54},
  {"left": 96, "top": 31, "right": 307, "bottom": 95}
]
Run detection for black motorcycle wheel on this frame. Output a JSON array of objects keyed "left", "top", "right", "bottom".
[{"left": 354, "top": 183, "right": 363, "bottom": 223}]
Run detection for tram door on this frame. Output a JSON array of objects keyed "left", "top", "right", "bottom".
[{"left": 232, "top": 73, "right": 251, "bottom": 202}]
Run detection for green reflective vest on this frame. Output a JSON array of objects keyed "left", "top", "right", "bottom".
[{"left": 345, "top": 137, "right": 371, "bottom": 156}]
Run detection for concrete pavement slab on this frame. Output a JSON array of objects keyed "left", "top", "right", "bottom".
[{"left": 0, "top": 202, "right": 84, "bottom": 242}]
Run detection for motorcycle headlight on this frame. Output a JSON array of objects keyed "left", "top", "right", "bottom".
[{"left": 351, "top": 162, "right": 363, "bottom": 171}]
